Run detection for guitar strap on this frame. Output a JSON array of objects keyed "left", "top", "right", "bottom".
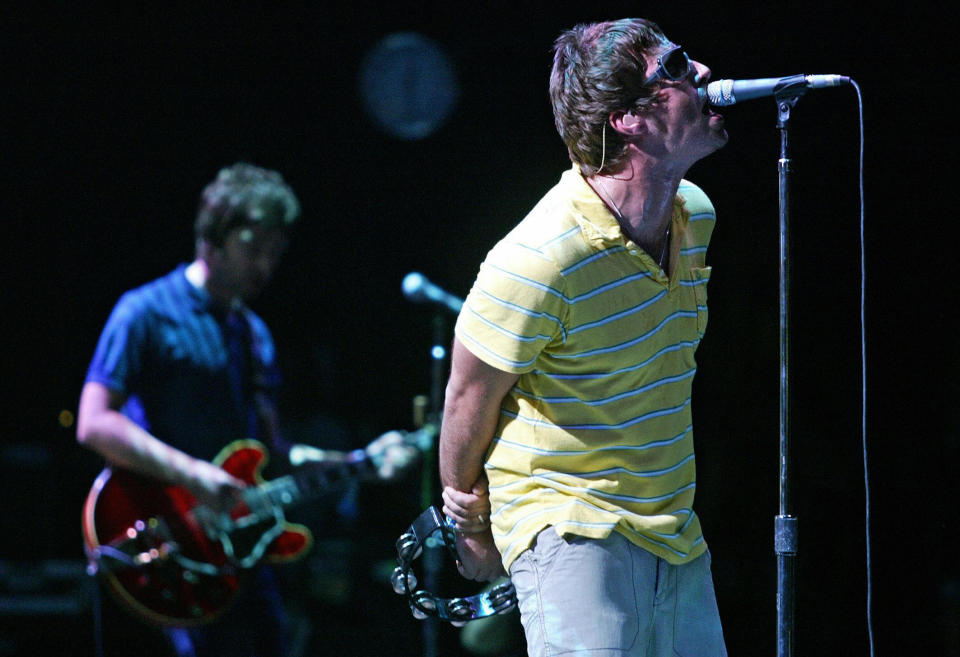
[
  {"left": 234, "top": 307, "right": 286, "bottom": 457},
  {"left": 224, "top": 309, "right": 255, "bottom": 435}
]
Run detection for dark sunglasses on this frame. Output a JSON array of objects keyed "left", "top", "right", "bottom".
[{"left": 642, "top": 45, "right": 693, "bottom": 87}]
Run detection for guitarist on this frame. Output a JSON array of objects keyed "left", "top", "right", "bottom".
[{"left": 76, "top": 163, "right": 416, "bottom": 657}]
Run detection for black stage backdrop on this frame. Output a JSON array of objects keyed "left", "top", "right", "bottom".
[{"left": 2, "top": 3, "right": 954, "bottom": 656}]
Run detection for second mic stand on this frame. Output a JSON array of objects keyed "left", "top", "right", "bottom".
[{"left": 419, "top": 312, "right": 448, "bottom": 657}]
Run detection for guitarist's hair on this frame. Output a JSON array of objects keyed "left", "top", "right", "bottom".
[{"left": 194, "top": 163, "right": 301, "bottom": 249}]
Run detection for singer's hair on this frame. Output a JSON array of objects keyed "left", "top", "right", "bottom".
[
  {"left": 550, "top": 18, "right": 671, "bottom": 175},
  {"left": 194, "top": 162, "right": 301, "bottom": 249}
]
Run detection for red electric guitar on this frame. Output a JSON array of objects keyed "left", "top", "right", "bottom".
[{"left": 82, "top": 428, "right": 432, "bottom": 628}]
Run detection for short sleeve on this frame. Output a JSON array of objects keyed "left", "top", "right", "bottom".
[
  {"left": 455, "top": 239, "right": 568, "bottom": 374},
  {"left": 84, "top": 293, "right": 150, "bottom": 394}
]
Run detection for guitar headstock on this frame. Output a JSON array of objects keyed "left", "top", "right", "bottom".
[{"left": 366, "top": 425, "right": 436, "bottom": 481}]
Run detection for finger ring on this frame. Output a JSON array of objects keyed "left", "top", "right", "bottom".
[{"left": 477, "top": 515, "right": 485, "bottom": 525}]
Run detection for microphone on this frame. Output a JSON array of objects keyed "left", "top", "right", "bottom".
[
  {"left": 704, "top": 74, "right": 850, "bottom": 106},
  {"left": 402, "top": 271, "right": 464, "bottom": 314}
]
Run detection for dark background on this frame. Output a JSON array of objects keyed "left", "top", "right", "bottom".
[{"left": 2, "top": 3, "right": 954, "bottom": 656}]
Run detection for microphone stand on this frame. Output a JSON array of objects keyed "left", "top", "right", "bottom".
[
  {"left": 420, "top": 311, "right": 448, "bottom": 657},
  {"left": 401, "top": 272, "right": 463, "bottom": 657},
  {"left": 773, "top": 83, "right": 806, "bottom": 657}
]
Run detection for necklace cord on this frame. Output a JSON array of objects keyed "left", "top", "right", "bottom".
[{"left": 594, "top": 175, "right": 671, "bottom": 270}]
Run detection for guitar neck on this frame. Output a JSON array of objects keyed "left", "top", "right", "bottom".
[
  {"left": 243, "top": 451, "right": 375, "bottom": 515},
  {"left": 236, "top": 424, "right": 436, "bottom": 520}
]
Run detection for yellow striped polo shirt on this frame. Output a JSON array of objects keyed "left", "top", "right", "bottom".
[{"left": 455, "top": 165, "right": 716, "bottom": 570}]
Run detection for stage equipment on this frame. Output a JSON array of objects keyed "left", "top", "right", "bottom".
[
  {"left": 703, "top": 74, "right": 849, "bottom": 106},
  {"left": 705, "top": 70, "right": 862, "bottom": 657},
  {"left": 766, "top": 75, "right": 851, "bottom": 657},
  {"left": 401, "top": 271, "right": 464, "bottom": 657}
]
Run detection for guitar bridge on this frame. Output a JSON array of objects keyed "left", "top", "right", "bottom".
[{"left": 88, "top": 517, "right": 180, "bottom": 574}]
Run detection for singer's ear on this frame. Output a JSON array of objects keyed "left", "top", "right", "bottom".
[{"left": 609, "top": 110, "right": 646, "bottom": 137}]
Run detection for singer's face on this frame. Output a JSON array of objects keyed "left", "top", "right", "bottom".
[{"left": 639, "top": 48, "right": 728, "bottom": 163}]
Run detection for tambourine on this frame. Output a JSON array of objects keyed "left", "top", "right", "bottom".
[{"left": 390, "top": 506, "right": 517, "bottom": 625}]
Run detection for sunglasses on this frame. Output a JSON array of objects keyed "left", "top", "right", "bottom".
[{"left": 642, "top": 45, "right": 693, "bottom": 87}]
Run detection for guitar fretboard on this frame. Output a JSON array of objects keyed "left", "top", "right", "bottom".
[{"left": 241, "top": 454, "right": 375, "bottom": 519}]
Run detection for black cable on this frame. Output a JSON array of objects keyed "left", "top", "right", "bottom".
[{"left": 90, "top": 572, "right": 104, "bottom": 657}]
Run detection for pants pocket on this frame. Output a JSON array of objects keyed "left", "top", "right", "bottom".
[{"left": 515, "top": 531, "right": 641, "bottom": 655}]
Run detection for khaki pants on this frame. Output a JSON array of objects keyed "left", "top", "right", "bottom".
[{"left": 509, "top": 529, "right": 726, "bottom": 657}]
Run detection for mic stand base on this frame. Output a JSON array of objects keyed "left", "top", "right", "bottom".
[{"left": 775, "top": 515, "right": 798, "bottom": 657}]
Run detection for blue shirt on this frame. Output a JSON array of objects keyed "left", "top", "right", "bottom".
[{"left": 85, "top": 265, "right": 280, "bottom": 461}]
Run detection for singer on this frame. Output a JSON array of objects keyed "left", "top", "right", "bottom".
[{"left": 439, "top": 18, "right": 728, "bottom": 657}]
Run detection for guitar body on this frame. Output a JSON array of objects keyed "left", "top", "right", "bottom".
[{"left": 82, "top": 440, "right": 312, "bottom": 627}]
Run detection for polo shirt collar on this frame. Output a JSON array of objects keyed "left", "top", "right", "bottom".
[
  {"left": 562, "top": 165, "right": 624, "bottom": 247},
  {"left": 561, "top": 164, "right": 690, "bottom": 251},
  {"left": 173, "top": 263, "right": 216, "bottom": 314}
]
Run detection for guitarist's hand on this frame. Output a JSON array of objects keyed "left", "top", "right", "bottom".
[
  {"left": 455, "top": 528, "right": 506, "bottom": 582},
  {"left": 186, "top": 460, "right": 246, "bottom": 513},
  {"left": 365, "top": 430, "right": 419, "bottom": 481}
]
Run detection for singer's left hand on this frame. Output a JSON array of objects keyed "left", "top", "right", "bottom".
[{"left": 442, "top": 475, "right": 491, "bottom": 534}]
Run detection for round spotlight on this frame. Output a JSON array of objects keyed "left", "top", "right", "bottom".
[{"left": 359, "top": 32, "right": 460, "bottom": 140}]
